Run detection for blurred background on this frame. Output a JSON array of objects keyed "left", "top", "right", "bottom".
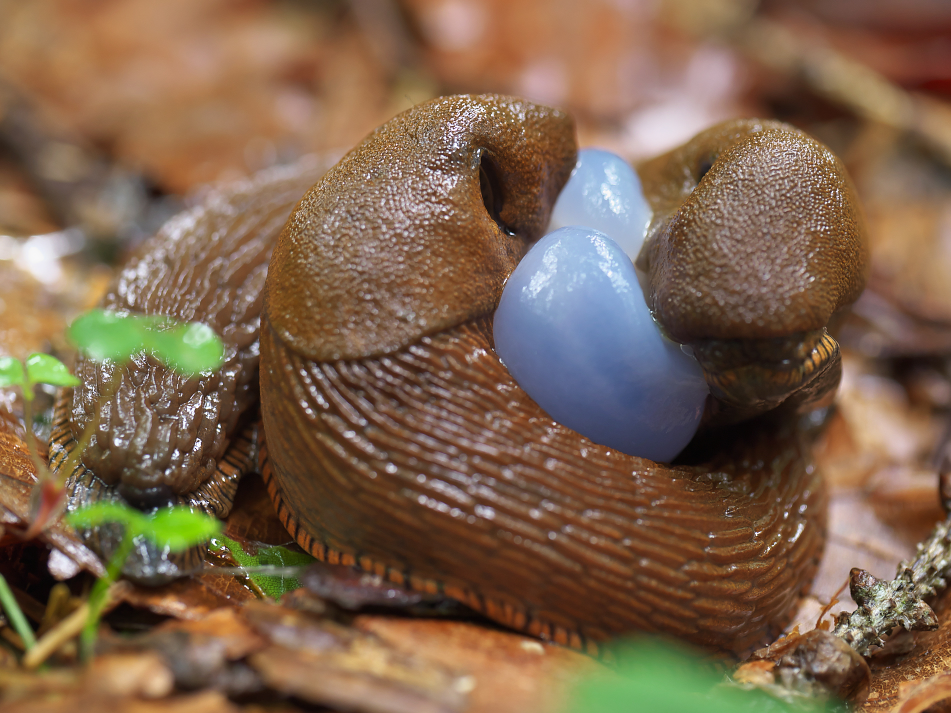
[
  {"left": 1, "top": 0, "right": 950, "bottom": 243},
  {"left": 3, "top": 0, "right": 951, "bottom": 658}
]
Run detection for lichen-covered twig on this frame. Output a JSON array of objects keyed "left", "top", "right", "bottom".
[
  {"left": 832, "top": 517, "right": 951, "bottom": 656},
  {"left": 732, "top": 516, "right": 951, "bottom": 707}
]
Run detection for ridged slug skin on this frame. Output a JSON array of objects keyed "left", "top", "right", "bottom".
[
  {"left": 260, "top": 319, "right": 825, "bottom": 653},
  {"left": 68, "top": 162, "right": 328, "bottom": 505},
  {"left": 259, "top": 95, "right": 863, "bottom": 651}
]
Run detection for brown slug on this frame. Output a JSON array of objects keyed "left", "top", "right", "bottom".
[{"left": 53, "top": 94, "right": 868, "bottom": 652}]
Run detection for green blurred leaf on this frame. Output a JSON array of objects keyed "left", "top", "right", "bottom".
[
  {"left": 66, "top": 501, "right": 149, "bottom": 535},
  {"left": 212, "top": 536, "right": 315, "bottom": 598},
  {"left": 568, "top": 640, "right": 828, "bottom": 713},
  {"left": 147, "top": 321, "right": 225, "bottom": 376},
  {"left": 25, "top": 353, "right": 80, "bottom": 388},
  {"left": 67, "top": 309, "right": 148, "bottom": 362},
  {"left": 146, "top": 507, "right": 221, "bottom": 551},
  {"left": 68, "top": 309, "right": 225, "bottom": 377},
  {"left": 0, "top": 357, "right": 25, "bottom": 389},
  {"left": 68, "top": 503, "right": 219, "bottom": 552}
]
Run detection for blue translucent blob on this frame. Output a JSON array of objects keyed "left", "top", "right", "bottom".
[
  {"left": 494, "top": 227, "right": 708, "bottom": 462},
  {"left": 547, "top": 149, "right": 652, "bottom": 261}
]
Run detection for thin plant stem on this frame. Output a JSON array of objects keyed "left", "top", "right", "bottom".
[
  {"left": 0, "top": 573, "right": 36, "bottom": 650},
  {"left": 20, "top": 391, "right": 50, "bottom": 481},
  {"left": 80, "top": 527, "right": 134, "bottom": 660}
]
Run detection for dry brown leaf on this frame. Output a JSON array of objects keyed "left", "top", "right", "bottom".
[
  {"left": 85, "top": 652, "right": 175, "bottom": 699},
  {"left": 0, "top": 0, "right": 402, "bottom": 193},
  {"left": 96, "top": 608, "right": 268, "bottom": 696},
  {"left": 355, "top": 617, "right": 607, "bottom": 713},
  {"left": 893, "top": 673, "right": 951, "bottom": 713},
  {"left": 244, "top": 601, "right": 467, "bottom": 713},
  {"left": 155, "top": 608, "right": 266, "bottom": 660},
  {"left": 251, "top": 644, "right": 464, "bottom": 713},
  {"left": 1, "top": 688, "right": 240, "bottom": 713},
  {"left": 115, "top": 574, "right": 254, "bottom": 621},
  {"left": 0, "top": 417, "right": 105, "bottom": 578},
  {"left": 866, "top": 465, "right": 944, "bottom": 543}
]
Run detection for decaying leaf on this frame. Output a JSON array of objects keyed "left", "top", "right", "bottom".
[{"left": 0, "top": 415, "right": 104, "bottom": 579}]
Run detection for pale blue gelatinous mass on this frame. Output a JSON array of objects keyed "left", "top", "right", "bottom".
[
  {"left": 493, "top": 227, "right": 708, "bottom": 463},
  {"left": 546, "top": 149, "right": 652, "bottom": 261}
]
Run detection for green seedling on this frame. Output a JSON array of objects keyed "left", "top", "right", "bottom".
[
  {"left": 0, "top": 353, "right": 81, "bottom": 539},
  {"left": 66, "top": 502, "right": 221, "bottom": 658},
  {"left": 62, "top": 310, "right": 225, "bottom": 659},
  {"left": 0, "top": 309, "right": 226, "bottom": 659},
  {"left": 568, "top": 639, "right": 838, "bottom": 713},
  {"left": 67, "top": 309, "right": 225, "bottom": 374},
  {"left": 0, "top": 353, "right": 81, "bottom": 477},
  {"left": 17, "top": 309, "right": 227, "bottom": 535}
]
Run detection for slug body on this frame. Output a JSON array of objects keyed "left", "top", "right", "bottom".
[{"left": 56, "top": 95, "right": 868, "bottom": 651}]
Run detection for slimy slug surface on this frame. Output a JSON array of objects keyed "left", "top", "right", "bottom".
[{"left": 54, "top": 95, "right": 869, "bottom": 653}]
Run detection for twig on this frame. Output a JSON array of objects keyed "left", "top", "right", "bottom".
[
  {"left": 734, "top": 17, "right": 951, "bottom": 168},
  {"left": 832, "top": 517, "right": 951, "bottom": 656},
  {"left": 22, "top": 581, "right": 126, "bottom": 669},
  {"left": 22, "top": 600, "right": 89, "bottom": 669},
  {"left": 732, "top": 514, "right": 951, "bottom": 706},
  {"left": 661, "top": 3, "right": 951, "bottom": 169}
]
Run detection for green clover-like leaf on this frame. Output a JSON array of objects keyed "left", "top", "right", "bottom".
[
  {"left": 67, "top": 310, "right": 149, "bottom": 363},
  {"left": 66, "top": 501, "right": 149, "bottom": 535},
  {"left": 25, "top": 353, "right": 80, "bottom": 388},
  {"left": 146, "top": 507, "right": 221, "bottom": 551},
  {"left": 68, "top": 309, "right": 225, "bottom": 377},
  {"left": 147, "top": 322, "right": 225, "bottom": 377},
  {"left": 67, "top": 503, "right": 220, "bottom": 552},
  {"left": 0, "top": 357, "right": 25, "bottom": 389},
  {"left": 212, "top": 536, "right": 314, "bottom": 598}
]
